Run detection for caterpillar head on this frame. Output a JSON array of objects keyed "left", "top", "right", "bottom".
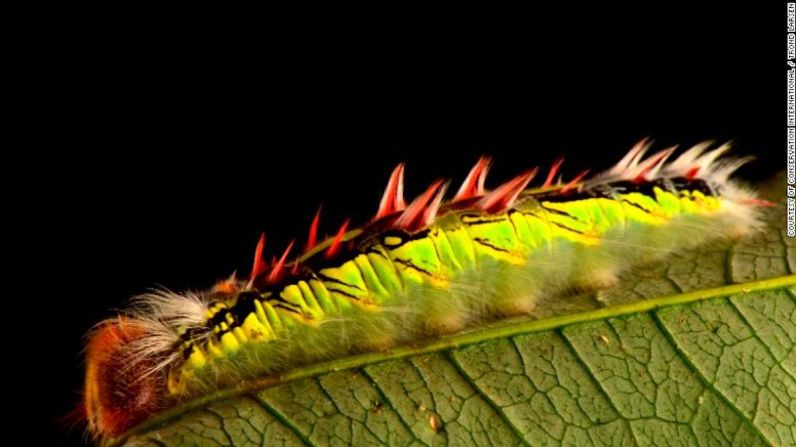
[{"left": 83, "top": 289, "right": 214, "bottom": 438}]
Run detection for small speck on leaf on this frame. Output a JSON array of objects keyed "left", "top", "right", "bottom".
[{"left": 428, "top": 414, "right": 442, "bottom": 433}]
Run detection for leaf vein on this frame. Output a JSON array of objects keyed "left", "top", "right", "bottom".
[
  {"left": 248, "top": 393, "right": 314, "bottom": 447},
  {"left": 650, "top": 310, "right": 772, "bottom": 446},
  {"left": 447, "top": 351, "right": 533, "bottom": 447},
  {"left": 558, "top": 328, "right": 641, "bottom": 447}
]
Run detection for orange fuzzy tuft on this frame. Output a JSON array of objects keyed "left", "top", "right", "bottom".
[{"left": 84, "top": 318, "right": 163, "bottom": 438}]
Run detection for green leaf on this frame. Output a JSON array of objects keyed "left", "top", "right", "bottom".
[{"left": 114, "top": 178, "right": 796, "bottom": 447}]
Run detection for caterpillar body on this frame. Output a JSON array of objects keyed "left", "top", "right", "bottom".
[{"left": 83, "top": 141, "right": 766, "bottom": 440}]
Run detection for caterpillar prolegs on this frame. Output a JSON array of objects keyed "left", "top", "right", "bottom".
[{"left": 82, "top": 141, "right": 767, "bottom": 440}]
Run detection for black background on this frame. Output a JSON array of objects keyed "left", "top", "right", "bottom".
[{"left": 21, "top": 4, "right": 783, "bottom": 446}]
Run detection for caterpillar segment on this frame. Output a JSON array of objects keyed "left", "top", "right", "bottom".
[{"left": 83, "top": 141, "right": 766, "bottom": 439}]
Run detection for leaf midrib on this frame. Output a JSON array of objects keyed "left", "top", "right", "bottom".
[{"left": 109, "top": 274, "right": 796, "bottom": 446}]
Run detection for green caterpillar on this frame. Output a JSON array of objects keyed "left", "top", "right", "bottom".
[{"left": 82, "top": 140, "right": 766, "bottom": 440}]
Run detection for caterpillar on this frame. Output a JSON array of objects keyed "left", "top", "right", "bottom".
[{"left": 82, "top": 140, "right": 768, "bottom": 441}]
